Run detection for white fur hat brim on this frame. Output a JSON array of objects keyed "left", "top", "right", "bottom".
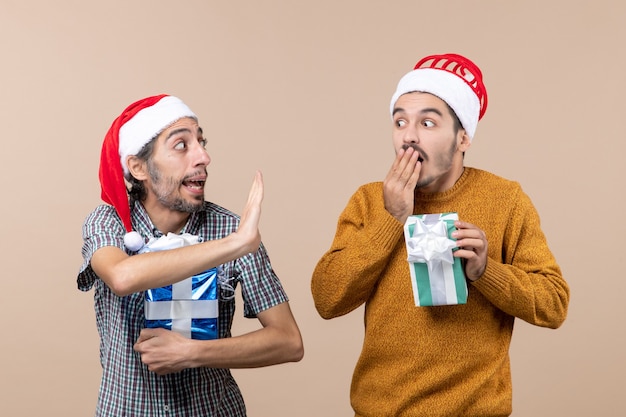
[{"left": 118, "top": 95, "right": 196, "bottom": 176}]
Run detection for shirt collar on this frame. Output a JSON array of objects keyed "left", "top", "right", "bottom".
[{"left": 131, "top": 201, "right": 204, "bottom": 239}]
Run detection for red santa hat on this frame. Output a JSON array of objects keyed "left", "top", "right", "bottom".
[
  {"left": 389, "top": 53, "right": 488, "bottom": 140},
  {"left": 99, "top": 94, "right": 196, "bottom": 251}
]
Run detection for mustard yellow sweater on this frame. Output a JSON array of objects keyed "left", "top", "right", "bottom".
[{"left": 311, "top": 167, "right": 569, "bottom": 417}]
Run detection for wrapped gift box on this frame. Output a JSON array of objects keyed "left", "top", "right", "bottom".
[
  {"left": 145, "top": 267, "right": 219, "bottom": 340},
  {"left": 403, "top": 213, "right": 468, "bottom": 307},
  {"left": 139, "top": 233, "right": 219, "bottom": 340}
]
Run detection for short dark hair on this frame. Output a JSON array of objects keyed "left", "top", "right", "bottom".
[
  {"left": 444, "top": 102, "right": 465, "bottom": 158},
  {"left": 127, "top": 136, "right": 157, "bottom": 205},
  {"left": 445, "top": 102, "right": 463, "bottom": 134}
]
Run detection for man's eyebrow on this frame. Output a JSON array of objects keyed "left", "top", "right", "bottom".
[
  {"left": 420, "top": 107, "right": 443, "bottom": 117},
  {"left": 392, "top": 107, "right": 444, "bottom": 117},
  {"left": 163, "top": 126, "right": 204, "bottom": 143},
  {"left": 165, "top": 128, "right": 192, "bottom": 141},
  {"left": 392, "top": 107, "right": 405, "bottom": 116}
]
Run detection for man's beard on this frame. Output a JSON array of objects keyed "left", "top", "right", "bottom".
[
  {"left": 407, "top": 137, "right": 457, "bottom": 190},
  {"left": 148, "top": 161, "right": 204, "bottom": 213}
]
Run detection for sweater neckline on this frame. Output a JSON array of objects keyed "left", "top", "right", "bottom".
[{"left": 413, "top": 166, "right": 473, "bottom": 201}]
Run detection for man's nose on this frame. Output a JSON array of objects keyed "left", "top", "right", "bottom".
[
  {"left": 403, "top": 125, "right": 419, "bottom": 143},
  {"left": 192, "top": 142, "right": 211, "bottom": 166}
]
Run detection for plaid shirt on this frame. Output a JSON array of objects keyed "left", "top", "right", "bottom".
[{"left": 78, "top": 201, "right": 288, "bottom": 417}]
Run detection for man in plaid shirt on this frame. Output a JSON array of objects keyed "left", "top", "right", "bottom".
[{"left": 78, "top": 94, "right": 303, "bottom": 416}]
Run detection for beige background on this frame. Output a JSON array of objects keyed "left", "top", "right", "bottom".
[{"left": 1, "top": 1, "right": 624, "bottom": 415}]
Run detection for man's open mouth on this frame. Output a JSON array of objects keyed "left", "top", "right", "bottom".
[{"left": 183, "top": 179, "right": 205, "bottom": 190}]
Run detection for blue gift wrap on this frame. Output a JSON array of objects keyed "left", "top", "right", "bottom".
[{"left": 144, "top": 267, "right": 219, "bottom": 340}]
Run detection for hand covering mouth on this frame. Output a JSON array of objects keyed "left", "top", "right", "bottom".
[{"left": 402, "top": 143, "right": 425, "bottom": 163}]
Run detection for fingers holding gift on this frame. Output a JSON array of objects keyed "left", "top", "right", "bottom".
[
  {"left": 451, "top": 221, "right": 488, "bottom": 281},
  {"left": 134, "top": 328, "right": 194, "bottom": 375}
]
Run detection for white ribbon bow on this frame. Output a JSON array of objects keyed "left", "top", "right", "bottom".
[
  {"left": 139, "top": 232, "right": 200, "bottom": 253},
  {"left": 406, "top": 218, "right": 456, "bottom": 265}
]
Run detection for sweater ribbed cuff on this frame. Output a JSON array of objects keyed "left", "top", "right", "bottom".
[
  {"left": 471, "top": 259, "right": 510, "bottom": 297},
  {"left": 369, "top": 211, "right": 406, "bottom": 252}
]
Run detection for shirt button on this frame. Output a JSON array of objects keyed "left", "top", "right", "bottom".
[{"left": 164, "top": 405, "right": 170, "bottom": 412}]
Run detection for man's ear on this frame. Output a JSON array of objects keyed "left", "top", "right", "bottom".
[
  {"left": 126, "top": 156, "right": 148, "bottom": 181},
  {"left": 458, "top": 130, "right": 472, "bottom": 153}
]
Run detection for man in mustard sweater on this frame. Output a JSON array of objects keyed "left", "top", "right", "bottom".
[{"left": 311, "top": 53, "right": 570, "bottom": 416}]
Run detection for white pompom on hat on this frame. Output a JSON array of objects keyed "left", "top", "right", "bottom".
[
  {"left": 389, "top": 53, "right": 488, "bottom": 140},
  {"left": 99, "top": 94, "right": 196, "bottom": 251}
]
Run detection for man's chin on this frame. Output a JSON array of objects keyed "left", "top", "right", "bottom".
[
  {"left": 414, "top": 178, "right": 433, "bottom": 191},
  {"left": 169, "top": 198, "right": 204, "bottom": 213},
  {"left": 186, "top": 199, "right": 205, "bottom": 213}
]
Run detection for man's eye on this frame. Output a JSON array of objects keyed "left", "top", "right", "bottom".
[
  {"left": 396, "top": 119, "right": 407, "bottom": 127},
  {"left": 174, "top": 141, "right": 186, "bottom": 150},
  {"left": 199, "top": 138, "right": 207, "bottom": 148},
  {"left": 423, "top": 120, "right": 435, "bottom": 128}
]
